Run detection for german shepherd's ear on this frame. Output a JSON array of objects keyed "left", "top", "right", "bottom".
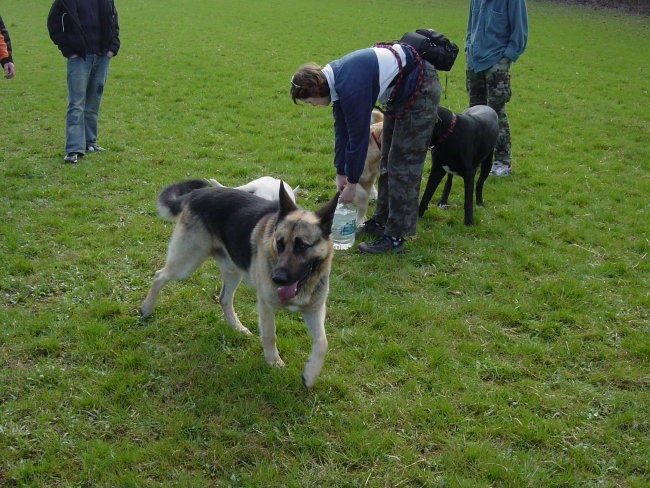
[
  {"left": 278, "top": 180, "right": 298, "bottom": 218},
  {"left": 315, "top": 192, "right": 340, "bottom": 236}
]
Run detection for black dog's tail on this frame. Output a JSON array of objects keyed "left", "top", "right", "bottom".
[{"left": 156, "top": 179, "right": 214, "bottom": 221}]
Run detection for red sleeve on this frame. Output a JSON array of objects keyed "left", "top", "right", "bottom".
[{"left": 0, "top": 31, "right": 9, "bottom": 61}]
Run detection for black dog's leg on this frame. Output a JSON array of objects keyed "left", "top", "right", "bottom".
[
  {"left": 438, "top": 174, "right": 453, "bottom": 207},
  {"left": 463, "top": 169, "right": 477, "bottom": 226},
  {"left": 475, "top": 154, "right": 493, "bottom": 207},
  {"left": 419, "top": 161, "right": 447, "bottom": 217}
]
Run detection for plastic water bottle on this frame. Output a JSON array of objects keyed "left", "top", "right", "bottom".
[{"left": 332, "top": 203, "right": 357, "bottom": 250}]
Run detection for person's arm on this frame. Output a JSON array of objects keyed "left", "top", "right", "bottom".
[
  {"left": 108, "top": 0, "right": 120, "bottom": 56},
  {"left": 504, "top": 0, "right": 528, "bottom": 62},
  {"left": 332, "top": 102, "right": 349, "bottom": 181},
  {"left": 47, "top": 0, "right": 74, "bottom": 58},
  {"left": 339, "top": 96, "right": 372, "bottom": 185},
  {"left": 333, "top": 98, "right": 370, "bottom": 204},
  {"left": 0, "top": 15, "right": 15, "bottom": 78},
  {"left": 465, "top": 0, "right": 474, "bottom": 51}
]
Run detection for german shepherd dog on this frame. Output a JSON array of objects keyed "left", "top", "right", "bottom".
[{"left": 140, "top": 179, "right": 339, "bottom": 388}]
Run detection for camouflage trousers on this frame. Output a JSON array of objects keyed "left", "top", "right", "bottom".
[
  {"left": 466, "top": 57, "right": 512, "bottom": 164},
  {"left": 372, "top": 63, "right": 441, "bottom": 237}
]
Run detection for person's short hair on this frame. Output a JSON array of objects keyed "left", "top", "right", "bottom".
[{"left": 290, "top": 63, "right": 329, "bottom": 104}]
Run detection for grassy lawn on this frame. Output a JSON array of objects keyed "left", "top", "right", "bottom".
[{"left": 1, "top": 0, "right": 648, "bottom": 486}]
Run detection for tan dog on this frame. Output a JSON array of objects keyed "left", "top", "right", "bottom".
[
  {"left": 141, "top": 179, "right": 339, "bottom": 388},
  {"left": 352, "top": 110, "right": 384, "bottom": 225},
  {"left": 370, "top": 109, "right": 384, "bottom": 125}
]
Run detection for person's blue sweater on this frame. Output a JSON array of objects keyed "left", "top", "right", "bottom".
[
  {"left": 328, "top": 47, "right": 417, "bottom": 184},
  {"left": 465, "top": 0, "right": 528, "bottom": 72}
]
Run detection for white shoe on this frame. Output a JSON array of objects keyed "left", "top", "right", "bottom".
[{"left": 490, "top": 161, "right": 512, "bottom": 176}]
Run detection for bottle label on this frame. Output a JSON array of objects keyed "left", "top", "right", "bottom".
[{"left": 340, "top": 222, "right": 356, "bottom": 236}]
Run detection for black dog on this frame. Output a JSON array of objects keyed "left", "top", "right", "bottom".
[{"left": 418, "top": 105, "right": 498, "bottom": 225}]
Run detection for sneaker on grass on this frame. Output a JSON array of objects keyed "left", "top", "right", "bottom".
[
  {"left": 356, "top": 218, "right": 385, "bottom": 238},
  {"left": 490, "top": 161, "right": 512, "bottom": 176},
  {"left": 63, "top": 152, "right": 83, "bottom": 163},
  {"left": 358, "top": 235, "right": 404, "bottom": 254}
]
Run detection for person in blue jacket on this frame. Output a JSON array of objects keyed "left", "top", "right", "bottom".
[
  {"left": 291, "top": 43, "right": 441, "bottom": 254},
  {"left": 465, "top": 0, "right": 528, "bottom": 176}
]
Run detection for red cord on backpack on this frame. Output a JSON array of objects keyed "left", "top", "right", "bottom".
[{"left": 373, "top": 42, "right": 424, "bottom": 120}]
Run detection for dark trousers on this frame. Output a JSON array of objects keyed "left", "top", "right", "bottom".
[
  {"left": 373, "top": 63, "right": 441, "bottom": 237},
  {"left": 466, "top": 57, "right": 512, "bottom": 164}
]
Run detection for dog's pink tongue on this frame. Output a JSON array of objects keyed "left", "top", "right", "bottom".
[{"left": 277, "top": 281, "right": 299, "bottom": 301}]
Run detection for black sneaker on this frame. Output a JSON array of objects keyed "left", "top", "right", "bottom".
[
  {"left": 63, "top": 152, "right": 83, "bottom": 163},
  {"left": 358, "top": 235, "right": 404, "bottom": 254},
  {"left": 356, "top": 218, "right": 385, "bottom": 238},
  {"left": 86, "top": 144, "right": 106, "bottom": 152}
]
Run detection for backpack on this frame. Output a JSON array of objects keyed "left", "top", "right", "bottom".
[{"left": 399, "top": 28, "right": 459, "bottom": 71}]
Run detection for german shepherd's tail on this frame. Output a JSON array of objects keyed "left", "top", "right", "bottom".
[{"left": 156, "top": 179, "right": 215, "bottom": 221}]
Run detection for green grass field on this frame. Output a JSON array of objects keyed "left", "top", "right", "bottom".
[{"left": 1, "top": 0, "right": 648, "bottom": 486}]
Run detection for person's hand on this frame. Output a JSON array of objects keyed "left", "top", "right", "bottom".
[
  {"left": 107, "top": 51, "right": 115, "bottom": 58},
  {"left": 335, "top": 174, "right": 348, "bottom": 193},
  {"left": 339, "top": 182, "right": 356, "bottom": 203},
  {"left": 3, "top": 62, "right": 15, "bottom": 79}
]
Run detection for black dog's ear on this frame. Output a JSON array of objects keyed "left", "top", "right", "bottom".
[
  {"left": 315, "top": 192, "right": 340, "bottom": 236},
  {"left": 278, "top": 181, "right": 298, "bottom": 218}
]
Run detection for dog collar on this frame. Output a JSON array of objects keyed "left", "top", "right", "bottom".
[
  {"left": 371, "top": 131, "right": 382, "bottom": 152},
  {"left": 435, "top": 113, "right": 456, "bottom": 145}
]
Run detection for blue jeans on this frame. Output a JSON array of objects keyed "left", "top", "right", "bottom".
[{"left": 65, "top": 54, "right": 110, "bottom": 154}]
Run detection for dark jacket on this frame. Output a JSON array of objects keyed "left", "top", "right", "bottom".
[
  {"left": 329, "top": 47, "right": 418, "bottom": 184},
  {"left": 0, "top": 15, "right": 13, "bottom": 67},
  {"left": 47, "top": 0, "right": 120, "bottom": 59}
]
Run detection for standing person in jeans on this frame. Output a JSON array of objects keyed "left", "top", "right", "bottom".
[
  {"left": 465, "top": 0, "right": 528, "bottom": 176},
  {"left": 47, "top": 0, "right": 120, "bottom": 163},
  {"left": 290, "top": 42, "right": 440, "bottom": 254},
  {"left": 0, "top": 15, "right": 15, "bottom": 79}
]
